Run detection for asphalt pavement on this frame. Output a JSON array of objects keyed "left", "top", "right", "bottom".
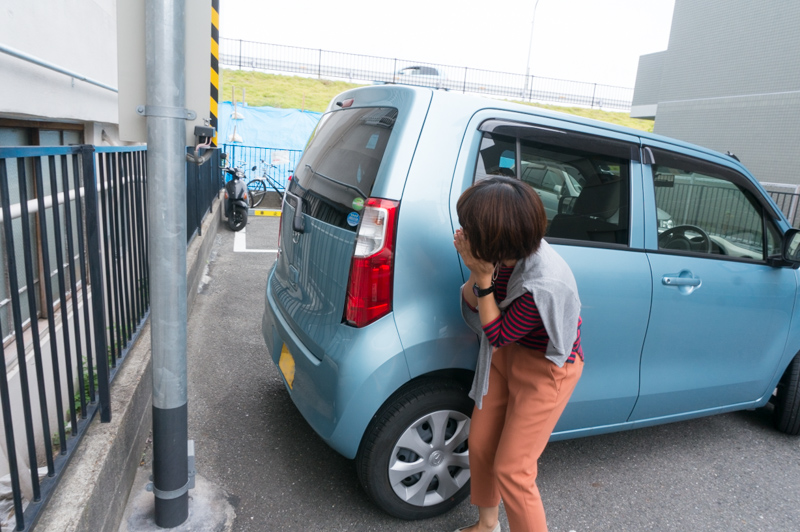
[{"left": 172, "top": 207, "right": 800, "bottom": 532}]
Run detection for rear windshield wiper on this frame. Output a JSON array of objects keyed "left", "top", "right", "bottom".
[{"left": 305, "top": 164, "right": 368, "bottom": 199}]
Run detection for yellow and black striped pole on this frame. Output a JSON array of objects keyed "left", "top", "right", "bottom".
[{"left": 210, "top": 0, "right": 220, "bottom": 146}]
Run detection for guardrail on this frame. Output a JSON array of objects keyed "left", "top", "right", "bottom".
[{"left": 219, "top": 38, "right": 634, "bottom": 111}]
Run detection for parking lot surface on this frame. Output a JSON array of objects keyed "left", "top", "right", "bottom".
[{"left": 185, "top": 212, "right": 800, "bottom": 531}]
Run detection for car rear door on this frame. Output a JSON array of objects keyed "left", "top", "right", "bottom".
[
  {"left": 271, "top": 91, "right": 430, "bottom": 359},
  {"left": 450, "top": 111, "right": 653, "bottom": 433},
  {"left": 631, "top": 143, "right": 797, "bottom": 420}
]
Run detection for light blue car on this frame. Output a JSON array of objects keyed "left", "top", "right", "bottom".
[{"left": 262, "top": 85, "right": 800, "bottom": 520}]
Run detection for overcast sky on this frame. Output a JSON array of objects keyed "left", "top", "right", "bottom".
[{"left": 219, "top": 0, "right": 675, "bottom": 88}]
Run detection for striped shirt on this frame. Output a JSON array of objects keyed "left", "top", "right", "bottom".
[{"left": 468, "top": 265, "right": 584, "bottom": 363}]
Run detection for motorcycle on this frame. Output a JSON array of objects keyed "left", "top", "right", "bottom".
[{"left": 222, "top": 160, "right": 249, "bottom": 232}]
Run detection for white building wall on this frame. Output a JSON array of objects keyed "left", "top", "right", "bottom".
[{"left": 0, "top": 0, "right": 118, "bottom": 132}]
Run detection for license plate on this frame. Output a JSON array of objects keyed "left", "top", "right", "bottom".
[{"left": 279, "top": 344, "right": 296, "bottom": 389}]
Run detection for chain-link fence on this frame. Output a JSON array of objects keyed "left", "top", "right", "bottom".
[{"left": 219, "top": 38, "right": 634, "bottom": 111}]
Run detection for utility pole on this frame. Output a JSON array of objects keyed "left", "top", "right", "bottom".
[
  {"left": 522, "top": 0, "right": 541, "bottom": 100},
  {"left": 145, "top": 0, "right": 189, "bottom": 527}
]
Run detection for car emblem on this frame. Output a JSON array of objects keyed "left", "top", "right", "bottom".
[{"left": 429, "top": 450, "right": 444, "bottom": 467}]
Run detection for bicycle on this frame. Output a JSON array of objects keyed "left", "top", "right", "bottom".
[{"left": 247, "top": 160, "right": 288, "bottom": 208}]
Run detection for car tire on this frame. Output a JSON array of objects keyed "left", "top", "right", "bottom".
[
  {"left": 356, "top": 379, "right": 473, "bottom": 520},
  {"left": 774, "top": 354, "right": 800, "bottom": 435}
]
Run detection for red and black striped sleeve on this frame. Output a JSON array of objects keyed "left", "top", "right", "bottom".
[
  {"left": 567, "top": 316, "right": 584, "bottom": 362},
  {"left": 482, "top": 292, "right": 545, "bottom": 349}
]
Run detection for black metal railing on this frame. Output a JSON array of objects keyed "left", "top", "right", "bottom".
[
  {"left": 186, "top": 148, "right": 222, "bottom": 241},
  {"left": 221, "top": 144, "right": 302, "bottom": 193},
  {"left": 218, "top": 38, "right": 635, "bottom": 111},
  {"left": 0, "top": 145, "right": 152, "bottom": 530},
  {"left": 0, "top": 143, "right": 221, "bottom": 530},
  {"left": 95, "top": 147, "right": 150, "bottom": 374}
]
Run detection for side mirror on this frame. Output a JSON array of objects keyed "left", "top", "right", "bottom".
[
  {"left": 252, "top": 166, "right": 258, "bottom": 171},
  {"left": 782, "top": 229, "right": 800, "bottom": 266},
  {"left": 220, "top": 152, "right": 228, "bottom": 161}
]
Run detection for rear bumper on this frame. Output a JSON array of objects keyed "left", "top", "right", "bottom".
[{"left": 261, "top": 266, "right": 411, "bottom": 459}]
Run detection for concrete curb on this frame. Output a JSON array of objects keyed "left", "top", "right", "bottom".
[
  {"left": 35, "top": 195, "right": 223, "bottom": 532},
  {"left": 187, "top": 192, "right": 225, "bottom": 314}
]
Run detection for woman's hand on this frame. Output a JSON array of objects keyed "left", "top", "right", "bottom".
[
  {"left": 454, "top": 229, "right": 494, "bottom": 277},
  {"left": 454, "top": 229, "right": 501, "bottom": 326}
]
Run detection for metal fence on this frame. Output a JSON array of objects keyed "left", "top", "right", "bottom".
[
  {"left": 656, "top": 182, "right": 761, "bottom": 237},
  {"left": 768, "top": 191, "right": 800, "bottom": 228},
  {"left": 656, "top": 182, "right": 800, "bottom": 251},
  {"left": 0, "top": 145, "right": 137, "bottom": 530},
  {"left": 221, "top": 144, "right": 302, "bottom": 193},
  {"left": 186, "top": 148, "right": 222, "bottom": 241},
  {"left": 0, "top": 144, "right": 220, "bottom": 531},
  {"left": 219, "top": 38, "right": 634, "bottom": 111}
]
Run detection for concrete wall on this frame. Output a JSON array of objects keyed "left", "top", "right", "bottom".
[
  {"left": 631, "top": 0, "right": 800, "bottom": 185},
  {"left": 630, "top": 52, "right": 664, "bottom": 119},
  {"left": 656, "top": 0, "right": 800, "bottom": 103},
  {"left": 653, "top": 92, "right": 800, "bottom": 185},
  {"left": 0, "top": 0, "right": 120, "bottom": 142}
]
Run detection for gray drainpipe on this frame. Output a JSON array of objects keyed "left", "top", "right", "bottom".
[{"left": 0, "top": 43, "right": 118, "bottom": 93}]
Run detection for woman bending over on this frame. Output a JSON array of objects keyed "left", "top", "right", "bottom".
[{"left": 453, "top": 176, "right": 584, "bottom": 532}]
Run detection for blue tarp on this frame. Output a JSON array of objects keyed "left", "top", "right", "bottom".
[{"left": 217, "top": 101, "right": 322, "bottom": 150}]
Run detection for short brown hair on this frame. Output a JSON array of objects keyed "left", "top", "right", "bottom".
[{"left": 457, "top": 176, "right": 547, "bottom": 264}]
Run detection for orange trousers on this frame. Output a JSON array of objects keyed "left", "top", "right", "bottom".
[{"left": 469, "top": 342, "right": 583, "bottom": 532}]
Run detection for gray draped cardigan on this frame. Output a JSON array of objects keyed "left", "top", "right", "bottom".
[{"left": 460, "top": 240, "right": 582, "bottom": 409}]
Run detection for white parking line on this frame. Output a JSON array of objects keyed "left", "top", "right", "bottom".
[{"left": 233, "top": 227, "right": 278, "bottom": 253}]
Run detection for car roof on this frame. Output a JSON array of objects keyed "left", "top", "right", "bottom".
[
  {"left": 332, "top": 85, "right": 751, "bottom": 176},
  {"left": 399, "top": 65, "right": 439, "bottom": 75}
]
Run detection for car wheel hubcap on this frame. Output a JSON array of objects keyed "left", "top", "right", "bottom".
[
  {"left": 429, "top": 450, "right": 444, "bottom": 466},
  {"left": 388, "top": 409, "right": 470, "bottom": 507}
]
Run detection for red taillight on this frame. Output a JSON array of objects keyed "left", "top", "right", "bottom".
[{"left": 345, "top": 198, "right": 399, "bottom": 327}]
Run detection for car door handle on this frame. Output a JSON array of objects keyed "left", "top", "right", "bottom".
[
  {"left": 662, "top": 275, "right": 701, "bottom": 287},
  {"left": 662, "top": 271, "right": 702, "bottom": 295}
]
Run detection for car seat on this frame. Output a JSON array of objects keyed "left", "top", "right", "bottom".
[{"left": 547, "top": 179, "right": 628, "bottom": 244}]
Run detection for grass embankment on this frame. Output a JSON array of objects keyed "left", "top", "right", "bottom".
[
  {"left": 221, "top": 70, "right": 362, "bottom": 112},
  {"left": 514, "top": 102, "right": 654, "bottom": 132},
  {"left": 220, "top": 69, "right": 654, "bottom": 132}
]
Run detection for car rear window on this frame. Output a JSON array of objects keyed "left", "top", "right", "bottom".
[{"left": 287, "top": 107, "right": 398, "bottom": 231}]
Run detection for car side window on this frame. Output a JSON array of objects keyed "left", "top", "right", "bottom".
[
  {"left": 474, "top": 122, "right": 634, "bottom": 246},
  {"left": 651, "top": 150, "right": 768, "bottom": 260},
  {"left": 474, "top": 133, "right": 517, "bottom": 180},
  {"left": 767, "top": 222, "right": 782, "bottom": 257},
  {"left": 540, "top": 169, "right": 563, "bottom": 193}
]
